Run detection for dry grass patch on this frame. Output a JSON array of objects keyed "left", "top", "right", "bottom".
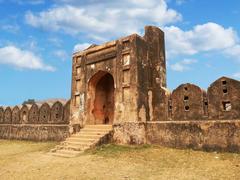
[{"left": 0, "top": 140, "right": 239, "bottom": 180}]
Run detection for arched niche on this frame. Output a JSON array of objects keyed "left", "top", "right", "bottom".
[
  {"left": 4, "top": 107, "right": 12, "bottom": 124},
  {"left": 12, "top": 106, "right": 20, "bottom": 124},
  {"left": 0, "top": 107, "right": 4, "bottom": 123},
  {"left": 50, "top": 101, "right": 64, "bottom": 124},
  {"left": 87, "top": 71, "right": 115, "bottom": 124},
  {"left": 20, "top": 105, "right": 30, "bottom": 124},
  {"left": 29, "top": 104, "right": 39, "bottom": 124},
  {"left": 63, "top": 100, "right": 70, "bottom": 124},
  {"left": 39, "top": 103, "right": 51, "bottom": 123}
]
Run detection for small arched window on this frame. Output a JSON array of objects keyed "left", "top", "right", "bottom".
[{"left": 23, "top": 111, "right": 27, "bottom": 122}]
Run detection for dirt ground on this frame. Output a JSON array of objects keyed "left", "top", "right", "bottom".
[{"left": 0, "top": 140, "right": 239, "bottom": 180}]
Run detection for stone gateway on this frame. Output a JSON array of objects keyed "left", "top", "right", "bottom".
[{"left": 0, "top": 26, "right": 240, "bottom": 154}]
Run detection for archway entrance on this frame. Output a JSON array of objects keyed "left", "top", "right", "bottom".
[{"left": 88, "top": 71, "right": 114, "bottom": 124}]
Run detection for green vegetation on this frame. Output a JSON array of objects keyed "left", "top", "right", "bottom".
[
  {"left": 0, "top": 140, "right": 239, "bottom": 180},
  {"left": 87, "top": 144, "right": 152, "bottom": 156}
]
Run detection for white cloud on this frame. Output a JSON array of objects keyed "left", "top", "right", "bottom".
[
  {"left": 0, "top": 46, "right": 55, "bottom": 71},
  {"left": 176, "top": 0, "right": 186, "bottom": 5},
  {"left": 224, "top": 45, "right": 240, "bottom": 60},
  {"left": 25, "top": 0, "right": 181, "bottom": 40},
  {"left": 53, "top": 50, "right": 68, "bottom": 61},
  {"left": 164, "top": 22, "right": 238, "bottom": 57},
  {"left": 48, "top": 37, "right": 63, "bottom": 47},
  {"left": 170, "top": 59, "right": 197, "bottom": 72},
  {"left": 73, "top": 43, "right": 91, "bottom": 52},
  {"left": 24, "top": 1, "right": 240, "bottom": 64},
  {"left": 13, "top": 0, "right": 45, "bottom": 5},
  {"left": 233, "top": 72, "right": 240, "bottom": 79},
  {"left": 1, "top": 24, "right": 20, "bottom": 33}
]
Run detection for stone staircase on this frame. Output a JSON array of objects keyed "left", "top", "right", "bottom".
[{"left": 49, "top": 125, "right": 113, "bottom": 158}]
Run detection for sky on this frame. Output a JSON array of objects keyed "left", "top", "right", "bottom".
[{"left": 0, "top": 0, "right": 240, "bottom": 106}]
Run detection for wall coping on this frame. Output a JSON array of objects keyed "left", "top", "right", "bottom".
[
  {"left": 146, "top": 120, "right": 240, "bottom": 124},
  {"left": 0, "top": 124, "right": 69, "bottom": 127}
]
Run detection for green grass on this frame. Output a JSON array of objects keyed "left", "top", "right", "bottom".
[
  {"left": 87, "top": 144, "right": 152, "bottom": 156},
  {"left": 0, "top": 140, "right": 239, "bottom": 180}
]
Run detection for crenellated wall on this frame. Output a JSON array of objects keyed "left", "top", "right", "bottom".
[
  {"left": 66, "top": 25, "right": 240, "bottom": 152},
  {"left": 0, "top": 100, "right": 70, "bottom": 141},
  {"left": 167, "top": 76, "right": 240, "bottom": 121},
  {"left": 208, "top": 77, "right": 240, "bottom": 120},
  {"left": 143, "top": 76, "right": 240, "bottom": 152},
  {"left": 113, "top": 76, "right": 240, "bottom": 152},
  {"left": 1, "top": 25, "right": 239, "bottom": 152},
  {"left": 170, "top": 83, "right": 205, "bottom": 120}
]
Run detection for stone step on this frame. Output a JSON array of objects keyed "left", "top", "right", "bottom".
[
  {"left": 66, "top": 135, "right": 102, "bottom": 141},
  {"left": 56, "top": 149, "right": 81, "bottom": 155},
  {"left": 71, "top": 133, "right": 104, "bottom": 138},
  {"left": 71, "top": 131, "right": 109, "bottom": 137},
  {"left": 84, "top": 124, "right": 112, "bottom": 127},
  {"left": 80, "top": 128, "right": 111, "bottom": 133},
  {"left": 50, "top": 125, "right": 112, "bottom": 158},
  {"left": 83, "top": 125, "right": 112, "bottom": 130},
  {"left": 60, "top": 144, "right": 89, "bottom": 151},
  {"left": 66, "top": 137, "right": 97, "bottom": 142},
  {"left": 50, "top": 152, "right": 77, "bottom": 158},
  {"left": 61, "top": 141, "right": 92, "bottom": 147},
  {"left": 53, "top": 145, "right": 80, "bottom": 151}
]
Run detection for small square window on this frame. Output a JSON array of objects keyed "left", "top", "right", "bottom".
[
  {"left": 123, "top": 87, "right": 130, "bottom": 102},
  {"left": 76, "top": 67, "right": 81, "bottom": 75},
  {"left": 222, "top": 101, "right": 231, "bottom": 111},
  {"left": 123, "top": 54, "right": 130, "bottom": 66},
  {"left": 223, "top": 87, "right": 228, "bottom": 94},
  {"left": 184, "top": 96, "right": 189, "bottom": 101},
  {"left": 222, "top": 80, "right": 227, "bottom": 85},
  {"left": 76, "top": 80, "right": 81, "bottom": 91},
  {"left": 123, "top": 70, "right": 130, "bottom": 84},
  {"left": 123, "top": 40, "right": 130, "bottom": 50},
  {"left": 185, "top": 106, "right": 190, "bottom": 111},
  {"left": 75, "top": 95, "right": 80, "bottom": 106}
]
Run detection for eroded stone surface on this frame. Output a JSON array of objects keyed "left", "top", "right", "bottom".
[
  {"left": 113, "top": 122, "right": 146, "bottom": 144},
  {"left": 146, "top": 120, "right": 240, "bottom": 152},
  {"left": 69, "top": 25, "right": 240, "bottom": 151},
  {"left": 1, "top": 26, "right": 240, "bottom": 152},
  {"left": 70, "top": 26, "right": 167, "bottom": 127},
  {"left": 0, "top": 100, "right": 70, "bottom": 141}
]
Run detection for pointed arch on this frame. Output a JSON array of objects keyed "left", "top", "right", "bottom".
[
  {"left": 87, "top": 70, "right": 115, "bottom": 124},
  {"left": 39, "top": 103, "right": 51, "bottom": 123}
]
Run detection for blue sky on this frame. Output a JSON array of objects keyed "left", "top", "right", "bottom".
[{"left": 0, "top": 0, "right": 240, "bottom": 106}]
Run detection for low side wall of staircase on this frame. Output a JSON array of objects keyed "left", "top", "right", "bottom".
[{"left": 49, "top": 125, "right": 113, "bottom": 158}]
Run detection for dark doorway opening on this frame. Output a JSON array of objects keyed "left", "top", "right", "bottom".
[{"left": 88, "top": 71, "right": 114, "bottom": 124}]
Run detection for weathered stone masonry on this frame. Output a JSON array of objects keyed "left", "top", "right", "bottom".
[
  {"left": 70, "top": 25, "right": 240, "bottom": 152},
  {"left": 0, "top": 100, "right": 70, "bottom": 141},
  {"left": 1, "top": 25, "right": 240, "bottom": 152},
  {"left": 70, "top": 26, "right": 166, "bottom": 127}
]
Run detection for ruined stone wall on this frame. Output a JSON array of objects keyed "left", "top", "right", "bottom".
[
  {"left": 135, "top": 27, "right": 168, "bottom": 122},
  {"left": 0, "top": 107, "right": 3, "bottom": 123},
  {"left": 168, "top": 77, "right": 240, "bottom": 121},
  {"left": 170, "top": 83, "right": 205, "bottom": 120},
  {"left": 71, "top": 34, "right": 140, "bottom": 127},
  {"left": 208, "top": 77, "right": 240, "bottom": 120},
  {"left": 146, "top": 120, "right": 240, "bottom": 152},
  {"left": 142, "top": 77, "right": 240, "bottom": 152},
  {"left": 4, "top": 107, "right": 12, "bottom": 124},
  {"left": 0, "top": 100, "right": 70, "bottom": 141},
  {"left": 69, "top": 25, "right": 240, "bottom": 152}
]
